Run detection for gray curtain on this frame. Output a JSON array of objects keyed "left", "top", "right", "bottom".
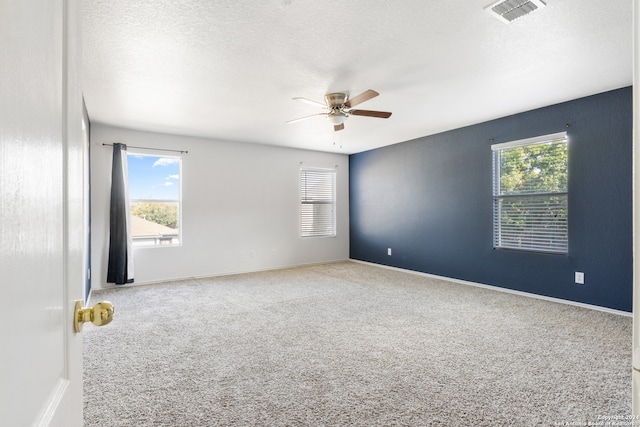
[{"left": 107, "top": 143, "right": 134, "bottom": 285}]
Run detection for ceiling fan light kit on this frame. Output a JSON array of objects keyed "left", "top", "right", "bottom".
[
  {"left": 328, "top": 113, "right": 348, "bottom": 126},
  {"left": 287, "top": 89, "right": 392, "bottom": 132}
]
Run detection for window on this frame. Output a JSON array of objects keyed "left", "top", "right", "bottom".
[
  {"left": 492, "top": 132, "right": 568, "bottom": 254},
  {"left": 300, "top": 168, "right": 336, "bottom": 237},
  {"left": 127, "top": 153, "right": 181, "bottom": 246}
]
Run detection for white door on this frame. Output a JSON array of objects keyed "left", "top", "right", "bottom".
[{"left": 0, "top": 0, "right": 85, "bottom": 425}]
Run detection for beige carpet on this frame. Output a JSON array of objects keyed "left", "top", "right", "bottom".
[{"left": 84, "top": 261, "right": 632, "bottom": 426}]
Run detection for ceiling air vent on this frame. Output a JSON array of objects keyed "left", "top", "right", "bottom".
[{"left": 486, "top": 0, "right": 547, "bottom": 23}]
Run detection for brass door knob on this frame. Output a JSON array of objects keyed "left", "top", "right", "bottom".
[{"left": 74, "top": 300, "right": 114, "bottom": 333}]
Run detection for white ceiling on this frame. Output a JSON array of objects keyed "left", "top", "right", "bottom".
[{"left": 82, "top": 0, "right": 632, "bottom": 154}]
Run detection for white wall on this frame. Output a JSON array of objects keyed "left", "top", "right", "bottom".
[{"left": 90, "top": 124, "right": 350, "bottom": 289}]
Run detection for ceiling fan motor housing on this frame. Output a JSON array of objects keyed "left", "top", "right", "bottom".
[
  {"left": 324, "top": 93, "right": 350, "bottom": 125},
  {"left": 325, "top": 93, "right": 348, "bottom": 108}
]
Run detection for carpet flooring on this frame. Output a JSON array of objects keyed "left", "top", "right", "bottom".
[{"left": 83, "top": 261, "right": 632, "bottom": 426}]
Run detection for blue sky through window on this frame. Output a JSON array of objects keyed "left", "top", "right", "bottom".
[{"left": 127, "top": 153, "right": 180, "bottom": 201}]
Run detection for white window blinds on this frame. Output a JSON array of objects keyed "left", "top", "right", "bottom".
[
  {"left": 492, "top": 132, "right": 568, "bottom": 254},
  {"left": 300, "top": 168, "right": 336, "bottom": 237}
]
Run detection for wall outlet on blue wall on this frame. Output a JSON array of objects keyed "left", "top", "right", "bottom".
[
  {"left": 387, "top": 248, "right": 392, "bottom": 256},
  {"left": 575, "top": 272, "right": 584, "bottom": 285}
]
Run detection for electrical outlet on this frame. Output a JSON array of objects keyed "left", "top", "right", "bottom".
[
  {"left": 387, "top": 248, "right": 392, "bottom": 256},
  {"left": 575, "top": 272, "right": 584, "bottom": 285}
]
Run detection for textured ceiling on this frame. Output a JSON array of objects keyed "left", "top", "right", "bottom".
[{"left": 82, "top": 0, "right": 632, "bottom": 154}]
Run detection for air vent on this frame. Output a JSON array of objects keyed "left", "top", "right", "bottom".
[{"left": 486, "top": 0, "right": 547, "bottom": 23}]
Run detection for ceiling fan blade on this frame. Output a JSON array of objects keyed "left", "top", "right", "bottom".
[
  {"left": 292, "top": 97, "right": 327, "bottom": 108},
  {"left": 345, "top": 89, "right": 379, "bottom": 108},
  {"left": 349, "top": 109, "right": 392, "bottom": 119},
  {"left": 334, "top": 123, "right": 344, "bottom": 132},
  {"left": 286, "top": 113, "right": 327, "bottom": 124}
]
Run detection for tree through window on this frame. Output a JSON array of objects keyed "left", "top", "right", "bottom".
[{"left": 492, "top": 132, "right": 568, "bottom": 254}]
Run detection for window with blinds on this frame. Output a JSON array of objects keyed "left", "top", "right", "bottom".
[
  {"left": 492, "top": 132, "right": 568, "bottom": 254},
  {"left": 300, "top": 168, "right": 336, "bottom": 238}
]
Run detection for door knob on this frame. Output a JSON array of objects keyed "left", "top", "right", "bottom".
[{"left": 74, "top": 300, "right": 114, "bottom": 333}]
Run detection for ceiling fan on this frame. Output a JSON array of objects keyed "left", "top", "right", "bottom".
[{"left": 286, "top": 89, "right": 392, "bottom": 131}]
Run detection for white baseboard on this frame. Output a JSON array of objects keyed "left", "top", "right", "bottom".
[
  {"left": 350, "top": 259, "right": 632, "bottom": 317},
  {"left": 90, "top": 258, "right": 351, "bottom": 292},
  {"left": 90, "top": 258, "right": 631, "bottom": 317}
]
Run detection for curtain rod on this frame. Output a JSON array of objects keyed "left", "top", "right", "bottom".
[{"left": 102, "top": 143, "right": 188, "bottom": 154}]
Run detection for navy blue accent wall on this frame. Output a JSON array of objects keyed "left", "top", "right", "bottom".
[{"left": 349, "top": 87, "right": 632, "bottom": 312}]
